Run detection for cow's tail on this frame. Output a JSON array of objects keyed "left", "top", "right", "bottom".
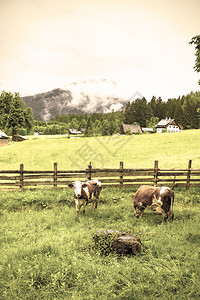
[{"left": 169, "top": 192, "right": 174, "bottom": 221}]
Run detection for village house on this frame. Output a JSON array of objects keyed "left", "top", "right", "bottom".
[
  {"left": 155, "top": 118, "right": 183, "bottom": 133},
  {"left": 0, "top": 131, "right": 9, "bottom": 146},
  {"left": 121, "top": 124, "right": 142, "bottom": 134}
]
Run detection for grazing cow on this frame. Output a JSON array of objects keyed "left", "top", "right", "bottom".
[
  {"left": 86, "top": 179, "right": 102, "bottom": 201},
  {"left": 68, "top": 179, "right": 102, "bottom": 216},
  {"left": 133, "top": 185, "right": 174, "bottom": 222}
]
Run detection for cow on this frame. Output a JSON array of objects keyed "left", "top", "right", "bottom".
[
  {"left": 68, "top": 179, "right": 102, "bottom": 216},
  {"left": 133, "top": 185, "right": 174, "bottom": 223}
]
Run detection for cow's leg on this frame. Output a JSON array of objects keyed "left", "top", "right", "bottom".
[
  {"left": 82, "top": 201, "right": 87, "bottom": 214},
  {"left": 168, "top": 198, "right": 174, "bottom": 221},
  {"left": 168, "top": 208, "right": 174, "bottom": 221},
  {"left": 133, "top": 203, "right": 139, "bottom": 218},
  {"left": 93, "top": 198, "right": 98, "bottom": 210},
  {"left": 138, "top": 207, "right": 145, "bottom": 219},
  {"left": 75, "top": 199, "right": 80, "bottom": 216}
]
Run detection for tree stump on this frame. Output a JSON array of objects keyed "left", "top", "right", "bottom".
[{"left": 93, "top": 230, "right": 142, "bottom": 255}]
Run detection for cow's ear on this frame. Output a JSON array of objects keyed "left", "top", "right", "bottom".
[
  {"left": 68, "top": 184, "right": 74, "bottom": 188},
  {"left": 82, "top": 184, "right": 88, "bottom": 188},
  {"left": 92, "top": 182, "right": 97, "bottom": 186}
]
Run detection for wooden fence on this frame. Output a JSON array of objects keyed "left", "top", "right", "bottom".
[{"left": 0, "top": 160, "right": 200, "bottom": 191}]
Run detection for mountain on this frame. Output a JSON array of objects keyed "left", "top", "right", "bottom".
[{"left": 22, "top": 79, "right": 127, "bottom": 121}]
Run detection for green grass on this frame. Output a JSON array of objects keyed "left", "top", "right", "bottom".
[
  {"left": 0, "top": 129, "right": 200, "bottom": 170},
  {"left": 0, "top": 130, "right": 200, "bottom": 299},
  {"left": 0, "top": 188, "right": 200, "bottom": 299}
]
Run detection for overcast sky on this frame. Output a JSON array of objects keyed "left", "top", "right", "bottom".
[{"left": 0, "top": 0, "right": 199, "bottom": 100}]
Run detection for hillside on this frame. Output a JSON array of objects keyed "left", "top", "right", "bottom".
[{"left": 22, "top": 79, "right": 127, "bottom": 121}]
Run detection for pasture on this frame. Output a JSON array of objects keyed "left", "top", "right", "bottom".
[
  {"left": 0, "top": 188, "right": 200, "bottom": 299},
  {"left": 0, "top": 129, "right": 200, "bottom": 170},
  {"left": 0, "top": 130, "right": 200, "bottom": 299}
]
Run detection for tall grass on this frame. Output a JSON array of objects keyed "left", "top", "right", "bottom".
[
  {"left": 0, "top": 129, "right": 200, "bottom": 170},
  {"left": 1, "top": 188, "right": 200, "bottom": 299}
]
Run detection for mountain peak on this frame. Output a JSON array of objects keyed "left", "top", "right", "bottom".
[{"left": 22, "top": 79, "right": 127, "bottom": 121}]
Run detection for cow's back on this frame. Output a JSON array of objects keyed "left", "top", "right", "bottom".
[{"left": 134, "top": 185, "right": 158, "bottom": 206}]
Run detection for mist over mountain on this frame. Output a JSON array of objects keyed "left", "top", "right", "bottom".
[{"left": 22, "top": 79, "right": 128, "bottom": 121}]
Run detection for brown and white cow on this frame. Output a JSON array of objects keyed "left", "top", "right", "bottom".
[
  {"left": 68, "top": 179, "right": 102, "bottom": 216},
  {"left": 133, "top": 185, "right": 174, "bottom": 222}
]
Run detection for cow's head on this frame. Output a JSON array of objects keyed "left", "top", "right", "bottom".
[{"left": 68, "top": 181, "right": 87, "bottom": 199}]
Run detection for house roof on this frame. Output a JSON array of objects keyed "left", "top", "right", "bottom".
[
  {"left": 155, "top": 118, "right": 182, "bottom": 128},
  {"left": 155, "top": 118, "right": 172, "bottom": 128},
  {"left": 142, "top": 127, "right": 154, "bottom": 133},
  {"left": 121, "top": 124, "right": 142, "bottom": 134},
  {"left": 0, "top": 131, "right": 9, "bottom": 139},
  {"left": 69, "top": 128, "right": 81, "bottom": 134},
  {"left": 13, "top": 134, "right": 28, "bottom": 140}
]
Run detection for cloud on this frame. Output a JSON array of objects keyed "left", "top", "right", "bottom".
[{"left": 63, "top": 79, "right": 125, "bottom": 113}]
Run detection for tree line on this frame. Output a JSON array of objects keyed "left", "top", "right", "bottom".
[{"left": 1, "top": 90, "right": 200, "bottom": 137}]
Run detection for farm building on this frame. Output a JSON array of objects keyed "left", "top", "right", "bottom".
[
  {"left": 0, "top": 131, "right": 9, "bottom": 146},
  {"left": 69, "top": 129, "right": 81, "bottom": 135},
  {"left": 155, "top": 118, "right": 183, "bottom": 133},
  {"left": 34, "top": 129, "right": 43, "bottom": 135},
  {"left": 12, "top": 134, "right": 28, "bottom": 142},
  {"left": 121, "top": 124, "right": 142, "bottom": 134},
  {"left": 142, "top": 127, "right": 154, "bottom": 133}
]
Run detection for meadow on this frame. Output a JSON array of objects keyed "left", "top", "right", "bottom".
[
  {"left": 0, "top": 130, "right": 200, "bottom": 299},
  {"left": 0, "top": 129, "right": 200, "bottom": 170}
]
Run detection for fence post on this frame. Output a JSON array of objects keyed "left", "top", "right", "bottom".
[
  {"left": 54, "top": 162, "right": 57, "bottom": 189},
  {"left": 120, "top": 161, "right": 124, "bottom": 188},
  {"left": 20, "top": 164, "right": 24, "bottom": 191},
  {"left": 186, "top": 160, "right": 192, "bottom": 189},
  {"left": 88, "top": 162, "right": 92, "bottom": 180},
  {"left": 154, "top": 160, "right": 159, "bottom": 186}
]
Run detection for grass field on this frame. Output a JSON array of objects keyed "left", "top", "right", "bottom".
[
  {"left": 0, "top": 130, "right": 200, "bottom": 299},
  {"left": 0, "top": 129, "right": 200, "bottom": 170},
  {"left": 0, "top": 187, "right": 200, "bottom": 299}
]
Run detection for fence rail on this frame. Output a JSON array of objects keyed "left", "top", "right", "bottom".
[{"left": 0, "top": 160, "right": 200, "bottom": 191}]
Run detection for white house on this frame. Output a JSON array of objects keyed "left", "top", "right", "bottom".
[{"left": 155, "top": 118, "right": 183, "bottom": 133}]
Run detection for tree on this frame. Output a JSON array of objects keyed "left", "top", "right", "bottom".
[
  {"left": 148, "top": 96, "right": 166, "bottom": 119},
  {"left": 25, "top": 107, "right": 34, "bottom": 134},
  {"left": 0, "top": 91, "right": 13, "bottom": 129},
  {"left": 101, "top": 119, "right": 111, "bottom": 136},
  {"left": 173, "top": 100, "right": 184, "bottom": 126},
  {"left": 197, "top": 108, "right": 200, "bottom": 128},
  {"left": 124, "top": 102, "right": 132, "bottom": 124},
  {"left": 84, "top": 117, "right": 93, "bottom": 137},
  {"left": 0, "top": 91, "right": 34, "bottom": 135},
  {"left": 182, "top": 96, "right": 199, "bottom": 129},
  {"left": 190, "top": 35, "right": 200, "bottom": 84},
  {"left": 125, "top": 128, "right": 132, "bottom": 135},
  {"left": 146, "top": 117, "right": 159, "bottom": 131}
]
